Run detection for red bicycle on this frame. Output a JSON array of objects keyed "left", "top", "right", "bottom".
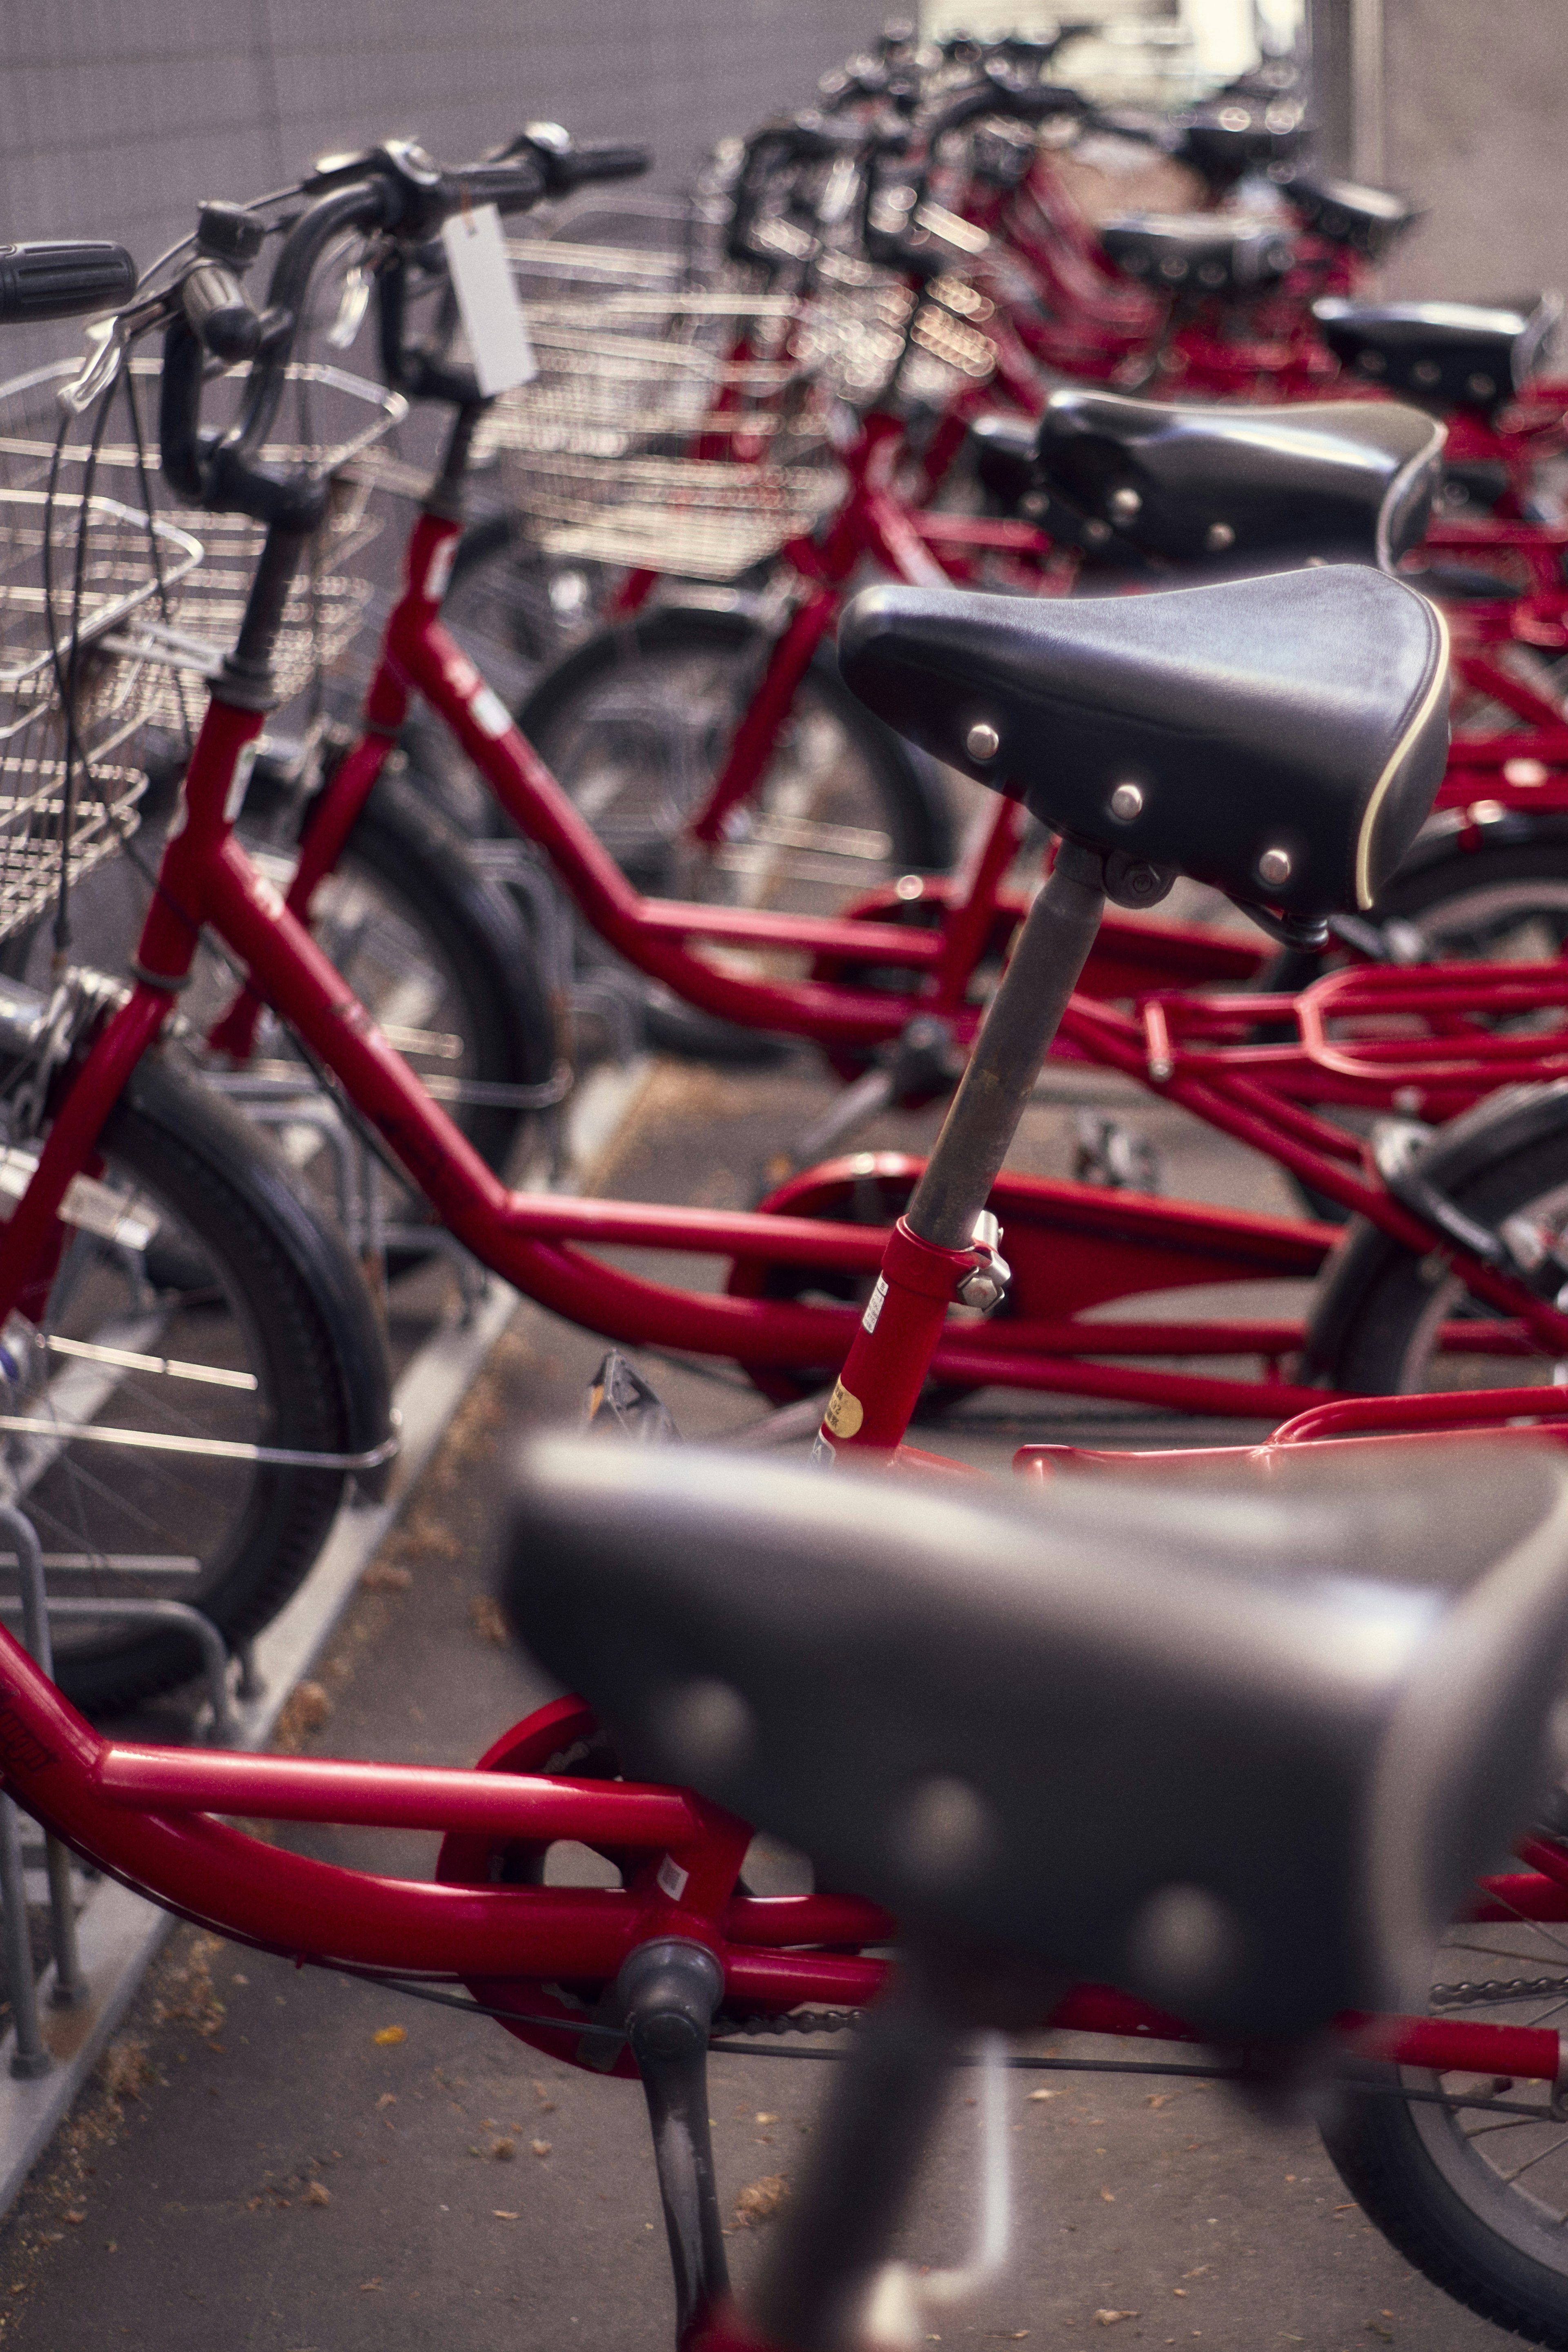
[
  {"left": 4, "top": 510, "right": 1568, "bottom": 2346},
  {"left": 26, "top": 136, "right": 1568, "bottom": 1727}
]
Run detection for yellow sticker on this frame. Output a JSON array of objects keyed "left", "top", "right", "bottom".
[{"left": 823, "top": 1380, "right": 864, "bottom": 1439}]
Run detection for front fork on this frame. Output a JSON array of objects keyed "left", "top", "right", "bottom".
[{"left": 0, "top": 689, "right": 268, "bottom": 1328}]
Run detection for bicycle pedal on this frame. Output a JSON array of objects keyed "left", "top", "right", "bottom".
[
  {"left": 1073, "top": 1113, "right": 1163, "bottom": 1194},
  {"left": 583, "top": 1350, "right": 680, "bottom": 1444}
]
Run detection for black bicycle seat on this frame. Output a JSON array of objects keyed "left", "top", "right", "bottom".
[
  {"left": 1098, "top": 214, "right": 1296, "bottom": 297},
  {"left": 1033, "top": 390, "right": 1443, "bottom": 571},
  {"left": 505, "top": 1437, "right": 1568, "bottom": 2042},
  {"left": 1314, "top": 294, "right": 1561, "bottom": 413},
  {"left": 835, "top": 568, "right": 1448, "bottom": 922},
  {"left": 1283, "top": 169, "right": 1422, "bottom": 262},
  {"left": 1175, "top": 104, "right": 1309, "bottom": 192},
  {"left": 969, "top": 412, "right": 1040, "bottom": 513}
]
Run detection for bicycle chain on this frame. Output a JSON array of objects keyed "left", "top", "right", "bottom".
[
  {"left": 713, "top": 2006, "right": 862, "bottom": 2039},
  {"left": 723, "top": 1985, "right": 1568, "bottom": 2035},
  {"left": 1430, "top": 1974, "right": 1568, "bottom": 2009}
]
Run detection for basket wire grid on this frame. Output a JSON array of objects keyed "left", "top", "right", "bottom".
[
  {"left": 479, "top": 239, "right": 852, "bottom": 583},
  {"left": 5, "top": 356, "right": 402, "bottom": 731},
  {"left": 0, "top": 364, "right": 212, "bottom": 944},
  {"left": 478, "top": 234, "right": 997, "bottom": 580}
]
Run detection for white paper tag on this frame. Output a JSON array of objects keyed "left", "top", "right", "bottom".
[{"left": 439, "top": 204, "right": 537, "bottom": 398}]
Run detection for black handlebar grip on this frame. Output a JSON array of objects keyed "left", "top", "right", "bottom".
[
  {"left": 0, "top": 241, "right": 137, "bottom": 324},
  {"left": 450, "top": 160, "right": 549, "bottom": 219},
  {"left": 180, "top": 258, "right": 263, "bottom": 363},
  {"left": 556, "top": 142, "right": 653, "bottom": 189}
]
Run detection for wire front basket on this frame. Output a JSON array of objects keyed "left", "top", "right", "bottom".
[
  {"left": 479, "top": 240, "right": 847, "bottom": 582},
  {"left": 6, "top": 356, "right": 400, "bottom": 730},
  {"left": 0, "top": 366, "right": 207, "bottom": 943}
]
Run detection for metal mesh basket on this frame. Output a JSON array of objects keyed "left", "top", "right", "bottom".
[
  {"left": 478, "top": 241, "right": 848, "bottom": 582},
  {"left": 6, "top": 357, "right": 400, "bottom": 726},
  {"left": 0, "top": 365, "right": 209, "bottom": 942}
]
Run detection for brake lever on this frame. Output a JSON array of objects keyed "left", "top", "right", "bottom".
[{"left": 58, "top": 284, "right": 177, "bottom": 413}]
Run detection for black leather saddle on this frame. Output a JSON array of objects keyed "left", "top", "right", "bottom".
[
  {"left": 1284, "top": 169, "right": 1421, "bottom": 262},
  {"left": 506, "top": 1437, "right": 1568, "bottom": 2042},
  {"left": 1098, "top": 213, "right": 1297, "bottom": 297},
  {"left": 835, "top": 568, "right": 1448, "bottom": 922},
  {"left": 969, "top": 410, "right": 1040, "bottom": 514},
  {"left": 1174, "top": 100, "right": 1310, "bottom": 192},
  {"left": 1314, "top": 294, "right": 1561, "bottom": 413},
  {"left": 1033, "top": 388, "right": 1444, "bottom": 571}
]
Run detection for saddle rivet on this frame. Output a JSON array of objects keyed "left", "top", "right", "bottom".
[
  {"left": 1412, "top": 359, "right": 1441, "bottom": 386},
  {"left": 1468, "top": 372, "right": 1495, "bottom": 399},
  {"left": 965, "top": 720, "right": 1000, "bottom": 762},
  {"left": 1108, "top": 486, "right": 1143, "bottom": 520},
  {"left": 1257, "top": 845, "right": 1293, "bottom": 888},
  {"left": 1204, "top": 521, "right": 1235, "bottom": 552},
  {"left": 1109, "top": 781, "right": 1144, "bottom": 821}
]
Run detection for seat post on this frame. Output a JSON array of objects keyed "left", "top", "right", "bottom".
[
  {"left": 812, "top": 841, "right": 1109, "bottom": 1459},
  {"left": 904, "top": 840, "right": 1107, "bottom": 1251}
]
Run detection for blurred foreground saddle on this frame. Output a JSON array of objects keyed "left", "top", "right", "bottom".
[{"left": 507, "top": 1438, "right": 1568, "bottom": 2042}]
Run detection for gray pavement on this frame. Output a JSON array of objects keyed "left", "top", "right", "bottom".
[{"left": 0, "top": 1045, "right": 1529, "bottom": 2350}]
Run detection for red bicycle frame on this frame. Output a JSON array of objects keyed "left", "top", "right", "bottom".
[{"left": 31, "top": 502, "right": 1532, "bottom": 1423}]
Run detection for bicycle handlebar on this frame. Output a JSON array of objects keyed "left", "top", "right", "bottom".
[
  {"left": 160, "top": 134, "right": 567, "bottom": 522},
  {"left": 0, "top": 240, "right": 137, "bottom": 324},
  {"left": 490, "top": 123, "right": 652, "bottom": 191}
]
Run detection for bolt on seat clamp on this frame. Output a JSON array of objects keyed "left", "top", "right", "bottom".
[{"left": 815, "top": 1216, "right": 993, "bottom": 1458}]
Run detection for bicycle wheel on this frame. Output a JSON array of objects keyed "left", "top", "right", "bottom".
[
  {"left": 11, "top": 1051, "right": 387, "bottom": 1716},
  {"left": 307, "top": 768, "right": 557, "bottom": 1183},
  {"left": 1321, "top": 1889, "right": 1568, "bottom": 2345},
  {"left": 1265, "top": 830, "right": 1568, "bottom": 1223},
  {"left": 517, "top": 604, "right": 954, "bottom": 915},
  {"left": 1303, "top": 1102, "right": 1568, "bottom": 1393},
  {"left": 1378, "top": 833, "right": 1568, "bottom": 961},
  {"left": 189, "top": 768, "right": 557, "bottom": 1264}
]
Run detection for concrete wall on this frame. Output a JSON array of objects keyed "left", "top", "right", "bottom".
[
  {"left": 1369, "top": 0, "right": 1566, "bottom": 303},
  {"left": 2, "top": 1, "right": 873, "bottom": 283}
]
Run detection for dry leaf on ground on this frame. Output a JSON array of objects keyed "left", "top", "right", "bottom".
[
  {"left": 1094, "top": 2312, "right": 1139, "bottom": 2327},
  {"left": 372, "top": 2027, "right": 406, "bottom": 2047},
  {"left": 470, "top": 1595, "right": 509, "bottom": 1648},
  {"left": 274, "top": 1681, "right": 332, "bottom": 1748},
  {"left": 361, "top": 1562, "right": 412, "bottom": 1592},
  {"left": 305, "top": 2181, "right": 331, "bottom": 2207},
  {"left": 734, "top": 2175, "right": 789, "bottom": 2226}
]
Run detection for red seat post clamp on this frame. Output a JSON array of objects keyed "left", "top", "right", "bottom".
[{"left": 815, "top": 1215, "right": 977, "bottom": 1459}]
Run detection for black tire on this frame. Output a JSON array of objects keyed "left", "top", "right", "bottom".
[
  {"left": 1378, "top": 832, "right": 1568, "bottom": 960},
  {"left": 323, "top": 768, "right": 558, "bottom": 1182},
  {"left": 1322, "top": 1953, "right": 1568, "bottom": 2345},
  {"left": 1265, "top": 829, "right": 1568, "bottom": 1221},
  {"left": 1303, "top": 1114, "right": 1568, "bottom": 1394},
  {"left": 517, "top": 603, "right": 954, "bottom": 911},
  {"left": 17, "top": 1054, "right": 384, "bottom": 1716}
]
